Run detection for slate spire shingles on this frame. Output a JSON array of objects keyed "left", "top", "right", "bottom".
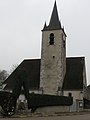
[{"left": 43, "top": 1, "right": 61, "bottom": 31}]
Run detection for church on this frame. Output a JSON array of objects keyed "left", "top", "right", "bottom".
[{"left": 3, "top": 1, "right": 88, "bottom": 112}]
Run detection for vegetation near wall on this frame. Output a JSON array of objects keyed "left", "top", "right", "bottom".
[
  {"left": 0, "top": 91, "right": 17, "bottom": 116},
  {"left": 28, "top": 93, "right": 73, "bottom": 109},
  {"left": 0, "top": 91, "right": 73, "bottom": 115},
  {"left": 84, "top": 98, "right": 90, "bottom": 109}
]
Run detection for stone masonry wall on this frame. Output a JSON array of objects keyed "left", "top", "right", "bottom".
[
  {"left": 40, "top": 29, "right": 66, "bottom": 95},
  {"left": 35, "top": 106, "right": 70, "bottom": 113}
]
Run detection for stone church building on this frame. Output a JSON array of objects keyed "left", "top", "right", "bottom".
[{"left": 3, "top": 1, "right": 88, "bottom": 112}]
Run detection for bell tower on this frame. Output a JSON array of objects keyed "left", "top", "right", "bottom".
[{"left": 40, "top": 1, "right": 66, "bottom": 95}]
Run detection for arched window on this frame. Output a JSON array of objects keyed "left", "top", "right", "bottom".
[{"left": 49, "top": 33, "right": 54, "bottom": 45}]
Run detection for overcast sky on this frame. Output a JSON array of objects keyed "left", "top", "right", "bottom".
[{"left": 0, "top": 0, "right": 90, "bottom": 84}]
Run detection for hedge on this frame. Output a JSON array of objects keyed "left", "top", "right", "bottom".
[{"left": 28, "top": 93, "right": 73, "bottom": 109}]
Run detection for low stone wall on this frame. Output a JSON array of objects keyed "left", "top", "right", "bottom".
[{"left": 35, "top": 106, "right": 70, "bottom": 114}]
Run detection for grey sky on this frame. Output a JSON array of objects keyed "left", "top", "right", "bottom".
[{"left": 0, "top": 0, "right": 90, "bottom": 84}]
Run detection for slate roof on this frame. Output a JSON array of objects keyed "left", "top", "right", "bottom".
[
  {"left": 62, "top": 57, "right": 85, "bottom": 90},
  {"left": 43, "top": 1, "right": 61, "bottom": 31},
  {"left": 4, "top": 57, "right": 85, "bottom": 91},
  {"left": 4, "top": 59, "right": 41, "bottom": 90}
]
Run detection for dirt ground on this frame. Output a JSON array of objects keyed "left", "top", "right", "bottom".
[{"left": 1, "top": 113, "right": 90, "bottom": 120}]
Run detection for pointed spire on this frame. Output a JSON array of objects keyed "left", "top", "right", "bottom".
[
  {"left": 43, "top": 21, "right": 47, "bottom": 30},
  {"left": 42, "top": 1, "right": 61, "bottom": 31},
  {"left": 49, "top": 1, "right": 61, "bottom": 29}
]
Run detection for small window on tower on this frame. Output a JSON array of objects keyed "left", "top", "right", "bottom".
[
  {"left": 63, "top": 40, "right": 65, "bottom": 47},
  {"left": 49, "top": 33, "right": 54, "bottom": 45},
  {"left": 62, "top": 34, "right": 66, "bottom": 48}
]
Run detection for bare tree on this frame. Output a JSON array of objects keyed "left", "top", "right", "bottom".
[
  {"left": 0, "top": 70, "right": 9, "bottom": 81},
  {"left": 0, "top": 70, "right": 9, "bottom": 89},
  {"left": 9, "top": 64, "right": 18, "bottom": 74}
]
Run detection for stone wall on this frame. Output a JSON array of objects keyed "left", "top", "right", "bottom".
[
  {"left": 40, "top": 29, "right": 66, "bottom": 95},
  {"left": 35, "top": 106, "right": 70, "bottom": 114},
  {"left": 63, "top": 90, "right": 83, "bottom": 100},
  {"left": 63, "top": 90, "right": 84, "bottom": 112}
]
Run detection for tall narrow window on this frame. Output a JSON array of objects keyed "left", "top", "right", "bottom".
[
  {"left": 49, "top": 33, "right": 54, "bottom": 45},
  {"left": 62, "top": 34, "right": 66, "bottom": 48}
]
